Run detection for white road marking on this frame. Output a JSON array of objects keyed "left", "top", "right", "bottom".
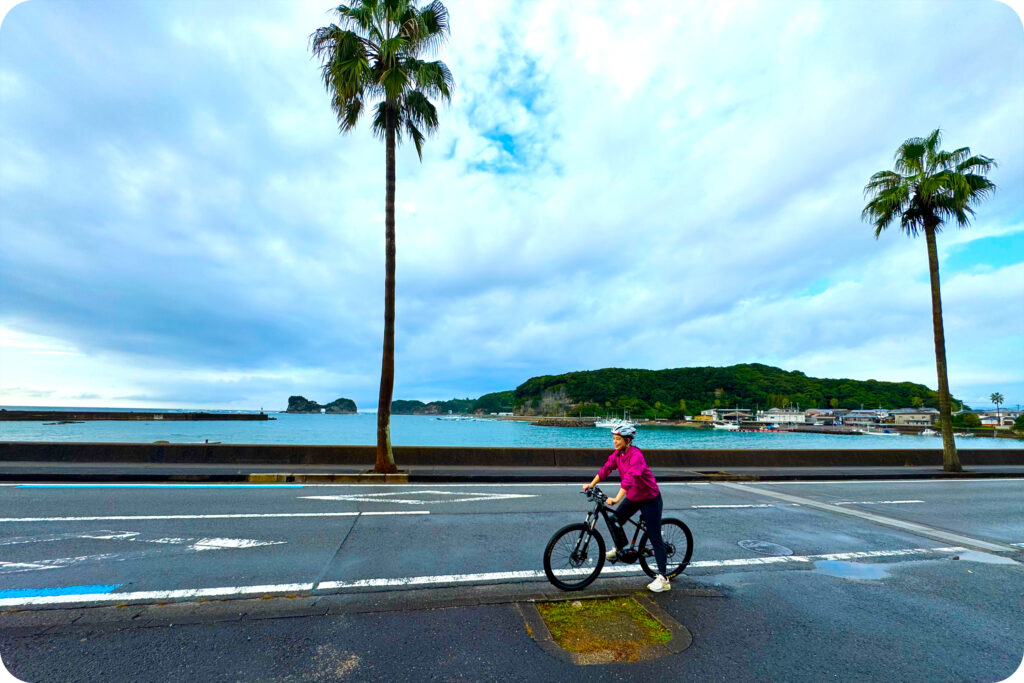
[
  {"left": 756, "top": 479, "right": 1024, "bottom": 485},
  {"left": 0, "top": 562, "right": 54, "bottom": 571},
  {"left": 0, "top": 511, "right": 427, "bottom": 523},
  {"left": 0, "top": 533, "right": 287, "bottom": 573},
  {"left": 300, "top": 490, "right": 537, "bottom": 504},
  {"left": 17, "top": 484, "right": 305, "bottom": 488},
  {"left": 0, "top": 532, "right": 140, "bottom": 546},
  {"left": 302, "top": 483, "right": 585, "bottom": 488},
  {"left": 716, "top": 482, "right": 1018, "bottom": 553},
  {"left": 360, "top": 511, "right": 429, "bottom": 516},
  {"left": 690, "top": 504, "right": 777, "bottom": 509},
  {"left": 834, "top": 500, "right": 925, "bottom": 506},
  {"left": 689, "top": 501, "right": 921, "bottom": 509},
  {"left": 0, "top": 583, "right": 314, "bottom": 607},
  {"left": 1, "top": 543, "right": 1004, "bottom": 607}
]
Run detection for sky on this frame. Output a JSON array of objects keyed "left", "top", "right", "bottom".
[{"left": 0, "top": 0, "right": 1022, "bottom": 412}]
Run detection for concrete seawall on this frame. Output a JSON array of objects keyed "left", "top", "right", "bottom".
[
  {"left": 0, "top": 411, "right": 271, "bottom": 421},
  {"left": 2, "top": 442, "right": 1022, "bottom": 468}
]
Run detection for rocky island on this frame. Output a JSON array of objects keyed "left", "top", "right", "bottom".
[{"left": 285, "top": 396, "right": 358, "bottom": 414}]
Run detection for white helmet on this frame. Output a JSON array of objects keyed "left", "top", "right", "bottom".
[{"left": 611, "top": 424, "right": 636, "bottom": 438}]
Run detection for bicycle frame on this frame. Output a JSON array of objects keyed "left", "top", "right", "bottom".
[{"left": 584, "top": 491, "right": 646, "bottom": 553}]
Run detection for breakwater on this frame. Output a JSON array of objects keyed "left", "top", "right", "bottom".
[
  {"left": 0, "top": 410, "right": 271, "bottom": 422},
  {"left": 530, "top": 417, "right": 599, "bottom": 427}
]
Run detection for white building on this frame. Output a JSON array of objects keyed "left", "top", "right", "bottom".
[
  {"left": 978, "top": 411, "right": 1016, "bottom": 428},
  {"left": 890, "top": 408, "right": 940, "bottom": 426},
  {"left": 843, "top": 410, "right": 887, "bottom": 428},
  {"left": 756, "top": 407, "right": 806, "bottom": 424}
]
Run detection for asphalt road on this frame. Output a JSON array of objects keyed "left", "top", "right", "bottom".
[{"left": 1, "top": 478, "right": 1023, "bottom": 681}]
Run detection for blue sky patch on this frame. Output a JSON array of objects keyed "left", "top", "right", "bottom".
[{"left": 945, "top": 230, "right": 1024, "bottom": 274}]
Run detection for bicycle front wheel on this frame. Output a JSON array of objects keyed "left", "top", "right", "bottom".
[
  {"left": 543, "top": 523, "right": 606, "bottom": 591},
  {"left": 639, "top": 517, "right": 693, "bottom": 579}
]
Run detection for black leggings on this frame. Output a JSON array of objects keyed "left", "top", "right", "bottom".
[{"left": 613, "top": 494, "right": 667, "bottom": 577}]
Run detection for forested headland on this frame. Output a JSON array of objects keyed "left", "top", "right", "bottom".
[{"left": 388, "top": 364, "right": 953, "bottom": 419}]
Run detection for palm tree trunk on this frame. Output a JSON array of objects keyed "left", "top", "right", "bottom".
[
  {"left": 924, "top": 224, "right": 961, "bottom": 472},
  {"left": 375, "top": 115, "right": 398, "bottom": 474}
]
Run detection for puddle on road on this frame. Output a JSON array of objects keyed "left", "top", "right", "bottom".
[
  {"left": 951, "top": 550, "right": 1020, "bottom": 566},
  {"left": 812, "top": 560, "right": 889, "bottom": 581}
]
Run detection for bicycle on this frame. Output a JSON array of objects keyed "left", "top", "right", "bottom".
[{"left": 542, "top": 486, "right": 694, "bottom": 591}]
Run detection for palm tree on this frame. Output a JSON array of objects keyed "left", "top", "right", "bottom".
[
  {"left": 862, "top": 129, "right": 996, "bottom": 472},
  {"left": 311, "top": 0, "right": 453, "bottom": 474},
  {"left": 991, "top": 392, "right": 1004, "bottom": 427}
]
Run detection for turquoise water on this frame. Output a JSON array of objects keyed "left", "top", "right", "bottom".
[{"left": 0, "top": 410, "right": 1017, "bottom": 449}]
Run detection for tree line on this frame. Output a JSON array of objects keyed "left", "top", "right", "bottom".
[
  {"left": 387, "top": 363, "right": 956, "bottom": 419},
  {"left": 511, "top": 363, "right": 953, "bottom": 419}
]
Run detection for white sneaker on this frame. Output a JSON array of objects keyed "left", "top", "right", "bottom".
[
  {"left": 606, "top": 548, "right": 617, "bottom": 561},
  {"left": 647, "top": 574, "right": 670, "bottom": 593}
]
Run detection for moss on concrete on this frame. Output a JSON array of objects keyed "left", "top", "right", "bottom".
[{"left": 536, "top": 596, "right": 671, "bottom": 663}]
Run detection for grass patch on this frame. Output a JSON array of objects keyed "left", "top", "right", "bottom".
[{"left": 536, "top": 596, "right": 672, "bottom": 662}]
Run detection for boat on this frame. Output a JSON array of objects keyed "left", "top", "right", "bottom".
[
  {"left": 920, "top": 429, "right": 938, "bottom": 436},
  {"left": 954, "top": 432, "right": 975, "bottom": 438},
  {"left": 856, "top": 428, "right": 900, "bottom": 436},
  {"left": 712, "top": 422, "right": 739, "bottom": 431},
  {"left": 595, "top": 412, "right": 634, "bottom": 429}
]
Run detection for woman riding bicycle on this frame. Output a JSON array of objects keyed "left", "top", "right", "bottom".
[{"left": 582, "top": 424, "right": 670, "bottom": 592}]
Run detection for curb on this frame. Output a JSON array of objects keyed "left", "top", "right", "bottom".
[{"left": 247, "top": 471, "right": 410, "bottom": 483}]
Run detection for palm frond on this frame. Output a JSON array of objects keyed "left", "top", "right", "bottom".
[
  {"left": 862, "top": 184, "right": 910, "bottom": 237},
  {"left": 416, "top": 1, "right": 451, "bottom": 55},
  {"left": 933, "top": 146, "right": 971, "bottom": 171},
  {"left": 956, "top": 154, "right": 997, "bottom": 175},
  {"left": 332, "top": 93, "right": 363, "bottom": 132},
  {"left": 894, "top": 138, "right": 926, "bottom": 176},
  {"left": 962, "top": 173, "right": 997, "bottom": 204},
  {"left": 338, "top": 1, "right": 384, "bottom": 43},
  {"left": 381, "top": 66, "right": 410, "bottom": 100},
  {"left": 410, "top": 59, "right": 454, "bottom": 101},
  {"left": 371, "top": 100, "right": 391, "bottom": 142},
  {"left": 403, "top": 89, "right": 439, "bottom": 131},
  {"left": 862, "top": 170, "right": 904, "bottom": 197},
  {"left": 405, "top": 119, "right": 425, "bottom": 159}
]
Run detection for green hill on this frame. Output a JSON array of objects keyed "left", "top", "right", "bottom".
[{"left": 511, "top": 363, "right": 949, "bottom": 419}]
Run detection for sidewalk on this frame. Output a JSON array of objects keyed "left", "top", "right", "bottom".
[{"left": 1, "top": 460, "right": 1023, "bottom": 483}]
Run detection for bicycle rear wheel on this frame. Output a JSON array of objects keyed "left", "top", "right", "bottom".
[
  {"left": 639, "top": 517, "right": 693, "bottom": 579},
  {"left": 543, "top": 523, "right": 605, "bottom": 591}
]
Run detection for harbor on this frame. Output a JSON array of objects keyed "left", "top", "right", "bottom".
[{"left": 0, "top": 411, "right": 1019, "bottom": 449}]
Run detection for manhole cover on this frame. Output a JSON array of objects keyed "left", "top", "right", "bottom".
[{"left": 738, "top": 540, "right": 793, "bottom": 556}]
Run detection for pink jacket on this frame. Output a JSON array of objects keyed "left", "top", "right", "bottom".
[{"left": 597, "top": 445, "right": 660, "bottom": 502}]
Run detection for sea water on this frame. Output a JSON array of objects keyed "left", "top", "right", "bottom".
[{"left": 0, "top": 409, "right": 1017, "bottom": 449}]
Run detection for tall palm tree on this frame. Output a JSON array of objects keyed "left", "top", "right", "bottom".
[
  {"left": 862, "top": 129, "right": 996, "bottom": 472},
  {"left": 991, "top": 392, "right": 1004, "bottom": 427},
  {"left": 311, "top": 0, "right": 453, "bottom": 474}
]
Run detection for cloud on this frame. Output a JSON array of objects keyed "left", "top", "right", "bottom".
[{"left": 0, "top": 0, "right": 1021, "bottom": 409}]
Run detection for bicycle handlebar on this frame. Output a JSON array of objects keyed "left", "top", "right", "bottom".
[{"left": 582, "top": 486, "right": 608, "bottom": 504}]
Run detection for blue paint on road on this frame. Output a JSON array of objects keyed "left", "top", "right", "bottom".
[{"left": 0, "top": 585, "right": 122, "bottom": 598}]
